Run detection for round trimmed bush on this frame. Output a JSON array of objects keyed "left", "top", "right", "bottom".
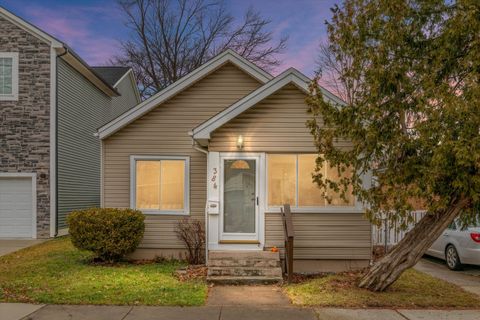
[{"left": 67, "top": 208, "right": 145, "bottom": 262}]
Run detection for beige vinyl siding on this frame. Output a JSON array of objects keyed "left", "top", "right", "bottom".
[
  {"left": 265, "top": 213, "right": 371, "bottom": 260},
  {"left": 209, "top": 82, "right": 371, "bottom": 260},
  {"left": 209, "top": 84, "right": 351, "bottom": 152},
  {"left": 103, "top": 63, "right": 262, "bottom": 250}
]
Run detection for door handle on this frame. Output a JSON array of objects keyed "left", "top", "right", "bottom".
[{"left": 256, "top": 197, "right": 259, "bottom": 206}]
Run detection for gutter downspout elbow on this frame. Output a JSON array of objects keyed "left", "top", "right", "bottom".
[{"left": 191, "top": 137, "right": 208, "bottom": 154}]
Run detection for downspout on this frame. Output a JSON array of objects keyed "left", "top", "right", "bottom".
[
  {"left": 190, "top": 135, "right": 209, "bottom": 263},
  {"left": 54, "top": 46, "right": 69, "bottom": 237},
  {"left": 191, "top": 139, "right": 208, "bottom": 155}
]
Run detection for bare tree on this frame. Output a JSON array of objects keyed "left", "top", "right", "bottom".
[
  {"left": 114, "top": 0, "right": 287, "bottom": 98},
  {"left": 315, "top": 41, "right": 362, "bottom": 104}
]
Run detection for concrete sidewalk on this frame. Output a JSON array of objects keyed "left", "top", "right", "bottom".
[
  {"left": 1, "top": 303, "right": 479, "bottom": 320},
  {"left": 0, "top": 239, "right": 45, "bottom": 256}
]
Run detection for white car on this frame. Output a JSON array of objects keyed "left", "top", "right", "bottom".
[{"left": 426, "top": 218, "right": 480, "bottom": 270}]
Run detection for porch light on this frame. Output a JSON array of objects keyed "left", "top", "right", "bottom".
[{"left": 236, "top": 135, "right": 244, "bottom": 149}]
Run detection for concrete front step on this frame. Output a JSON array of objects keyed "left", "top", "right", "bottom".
[
  {"left": 207, "top": 250, "right": 283, "bottom": 285},
  {"left": 208, "top": 266, "right": 283, "bottom": 277},
  {"left": 208, "top": 250, "right": 280, "bottom": 260},
  {"left": 208, "top": 258, "right": 280, "bottom": 268},
  {"left": 206, "top": 275, "right": 283, "bottom": 285}
]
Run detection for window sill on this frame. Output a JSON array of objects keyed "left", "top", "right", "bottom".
[
  {"left": 0, "top": 95, "right": 18, "bottom": 101},
  {"left": 266, "top": 206, "right": 364, "bottom": 214},
  {"left": 137, "top": 209, "right": 190, "bottom": 216}
]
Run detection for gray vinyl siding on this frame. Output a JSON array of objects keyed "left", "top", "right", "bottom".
[
  {"left": 56, "top": 58, "right": 111, "bottom": 229},
  {"left": 107, "top": 73, "right": 140, "bottom": 122}
]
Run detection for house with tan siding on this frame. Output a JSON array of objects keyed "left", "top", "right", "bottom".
[{"left": 97, "top": 50, "right": 372, "bottom": 278}]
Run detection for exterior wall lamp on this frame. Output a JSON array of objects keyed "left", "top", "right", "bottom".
[{"left": 236, "top": 135, "right": 244, "bottom": 149}]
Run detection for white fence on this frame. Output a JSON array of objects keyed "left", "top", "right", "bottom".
[{"left": 372, "top": 211, "right": 426, "bottom": 246}]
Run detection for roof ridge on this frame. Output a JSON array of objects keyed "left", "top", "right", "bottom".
[
  {"left": 191, "top": 67, "right": 345, "bottom": 142},
  {"left": 97, "top": 50, "right": 272, "bottom": 139},
  {"left": 91, "top": 66, "right": 130, "bottom": 69}
]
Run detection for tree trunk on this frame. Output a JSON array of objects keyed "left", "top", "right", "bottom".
[{"left": 359, "top": 197, "right": 470, "bottom": 291}]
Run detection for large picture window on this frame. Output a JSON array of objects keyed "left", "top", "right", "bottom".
[
  {"left": 0, "top": 52, "right": 18, "bottom": 101},
  {"left": 131, "top": 156, "right": 189, "bottom": 214},
  {"left": 267, "top": 154, "right": 355, "bottom": 208}
]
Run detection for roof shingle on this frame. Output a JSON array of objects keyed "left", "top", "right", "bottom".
[{"left": 91, "top": 66, "right": 131, "bottom": 87}]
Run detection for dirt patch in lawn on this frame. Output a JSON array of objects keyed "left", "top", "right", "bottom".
[{"left": 285, "top": 269, "right": 480, "bottom": 309}]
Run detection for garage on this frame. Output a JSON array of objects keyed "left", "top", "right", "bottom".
[{"left": 0, "top": 175, "right": 36, "bottom": 238}]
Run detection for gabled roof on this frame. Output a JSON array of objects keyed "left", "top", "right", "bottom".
[
  {"left": 91, "top": 66, "right": 131, "bottom": 86},
  {"left": 0, "top": 6, "right": 62, "bottom": 48},
  {"left": 97, "top": 49, "right": 273, "bottom": 139},
  {"left": 191, "top": 68, "right": 345, "bottom": 145},
  {"left": 0, "top": 6, "right": 119, "bottom": 97},
  {"left": 60, "top": 47, "right": 120, "bottom": 97},
  {"left": 91, "top": 67, "right": 141, "bottom": 103}
]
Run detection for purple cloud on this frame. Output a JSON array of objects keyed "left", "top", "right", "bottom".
[
  {"left": 3, "top": 0, "right": 340, "bottom": 73},
  {"left": 5, "top": 1, "right": 124, "bottom": 65},
  {"left": 226, "top": 0, "right": 338, "bottom": 76}
]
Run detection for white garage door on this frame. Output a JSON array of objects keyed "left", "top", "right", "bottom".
[{"left": 0, "top": 177, "right": 35, "bottom": 238}]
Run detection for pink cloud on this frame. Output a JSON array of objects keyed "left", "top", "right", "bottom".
[
  {"left": 25, "top": 8, "right": 89, "bottom": 41},
  {"left": 81, "top": 38, "right": 122, "bottom": 66},
  {"left": 19, "top": 4, "right": 122, "bottom": 65},
  {"left": 277, "top": 40, "right": 321, "bottom": 76}
]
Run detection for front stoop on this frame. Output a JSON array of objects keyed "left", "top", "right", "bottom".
[{"left": 207, "top": 251, "right": 283, "bottom": 284}]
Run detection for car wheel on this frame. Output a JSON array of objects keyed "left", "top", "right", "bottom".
[{"left": 445, "top": 245, "right": 462, "bottom": 270}]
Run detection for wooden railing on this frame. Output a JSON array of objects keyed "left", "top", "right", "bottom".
[{"left": 281, "top": 204, "right": 294, "bottom": 283}]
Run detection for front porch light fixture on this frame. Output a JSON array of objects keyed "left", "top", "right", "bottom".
[{"left": 236, "top": 135, "right": 244, "bottom": 149}]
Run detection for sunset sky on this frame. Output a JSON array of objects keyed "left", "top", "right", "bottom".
[{"left": 2, "top": 0, "right": 340, "bottom": 76}]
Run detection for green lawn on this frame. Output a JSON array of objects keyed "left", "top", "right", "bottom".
[
  {"left": 285, "top": 269, "right": 480, "bottom": 308},
  {"left": 0, "top": 237, "right": 206, "bottom": 306}
]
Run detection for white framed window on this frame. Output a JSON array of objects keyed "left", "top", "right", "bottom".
[
  {"left": 267, "top": 154, "right": 359, "bottom": 212},
  {"left": 0, "top": 52, "right": 19, "bottom": 101},
  {"left": 130, "top": 155, "right": 190, "bottom": 215}
]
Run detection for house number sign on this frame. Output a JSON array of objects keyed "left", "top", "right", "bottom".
[{"left": 211, "top": 167, "right": 218, "bottom": 189}]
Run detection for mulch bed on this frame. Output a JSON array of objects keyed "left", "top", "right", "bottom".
[{"left": 174, "top": 265, "right": 208, "bottom": 281}]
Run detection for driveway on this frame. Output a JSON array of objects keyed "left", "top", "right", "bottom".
[
  {"left": 415, "top": 256, "right": 480, "bottom": 296},
  {"left": 0, "top": 239, "right": 45, "bottom": 256}
]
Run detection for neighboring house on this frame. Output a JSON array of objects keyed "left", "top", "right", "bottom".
[
  {"left": 91, "top": 66, "right": 141, "bottom": 120},
  {"left": 97, "top": 50, "right": 372, "bottom": 273},
  {"left": 0, "top": 7, "right": 140, "bottom": 239}
]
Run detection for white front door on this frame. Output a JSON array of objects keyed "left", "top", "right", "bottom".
[{"left": 219, "top": 153, "right": 261, "bottom": 243}]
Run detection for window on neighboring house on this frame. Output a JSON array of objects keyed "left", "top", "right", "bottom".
[
  {"left": 131, "top": 156, "right": 189, "bottom": 214},
  {"left": 267, "top": 154, "right": 355, "bottom": 209},
  {"left": 0, "top": 53, "right": 19, "bottom": 101}
]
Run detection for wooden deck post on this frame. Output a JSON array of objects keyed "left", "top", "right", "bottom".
[{"left": 281, "top": 204, "right": 294, "bottom": 283}]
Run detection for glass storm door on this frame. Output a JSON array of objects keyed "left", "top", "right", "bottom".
[{"left": 220, "top": 155, "right": 259, "bottom": 242}]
